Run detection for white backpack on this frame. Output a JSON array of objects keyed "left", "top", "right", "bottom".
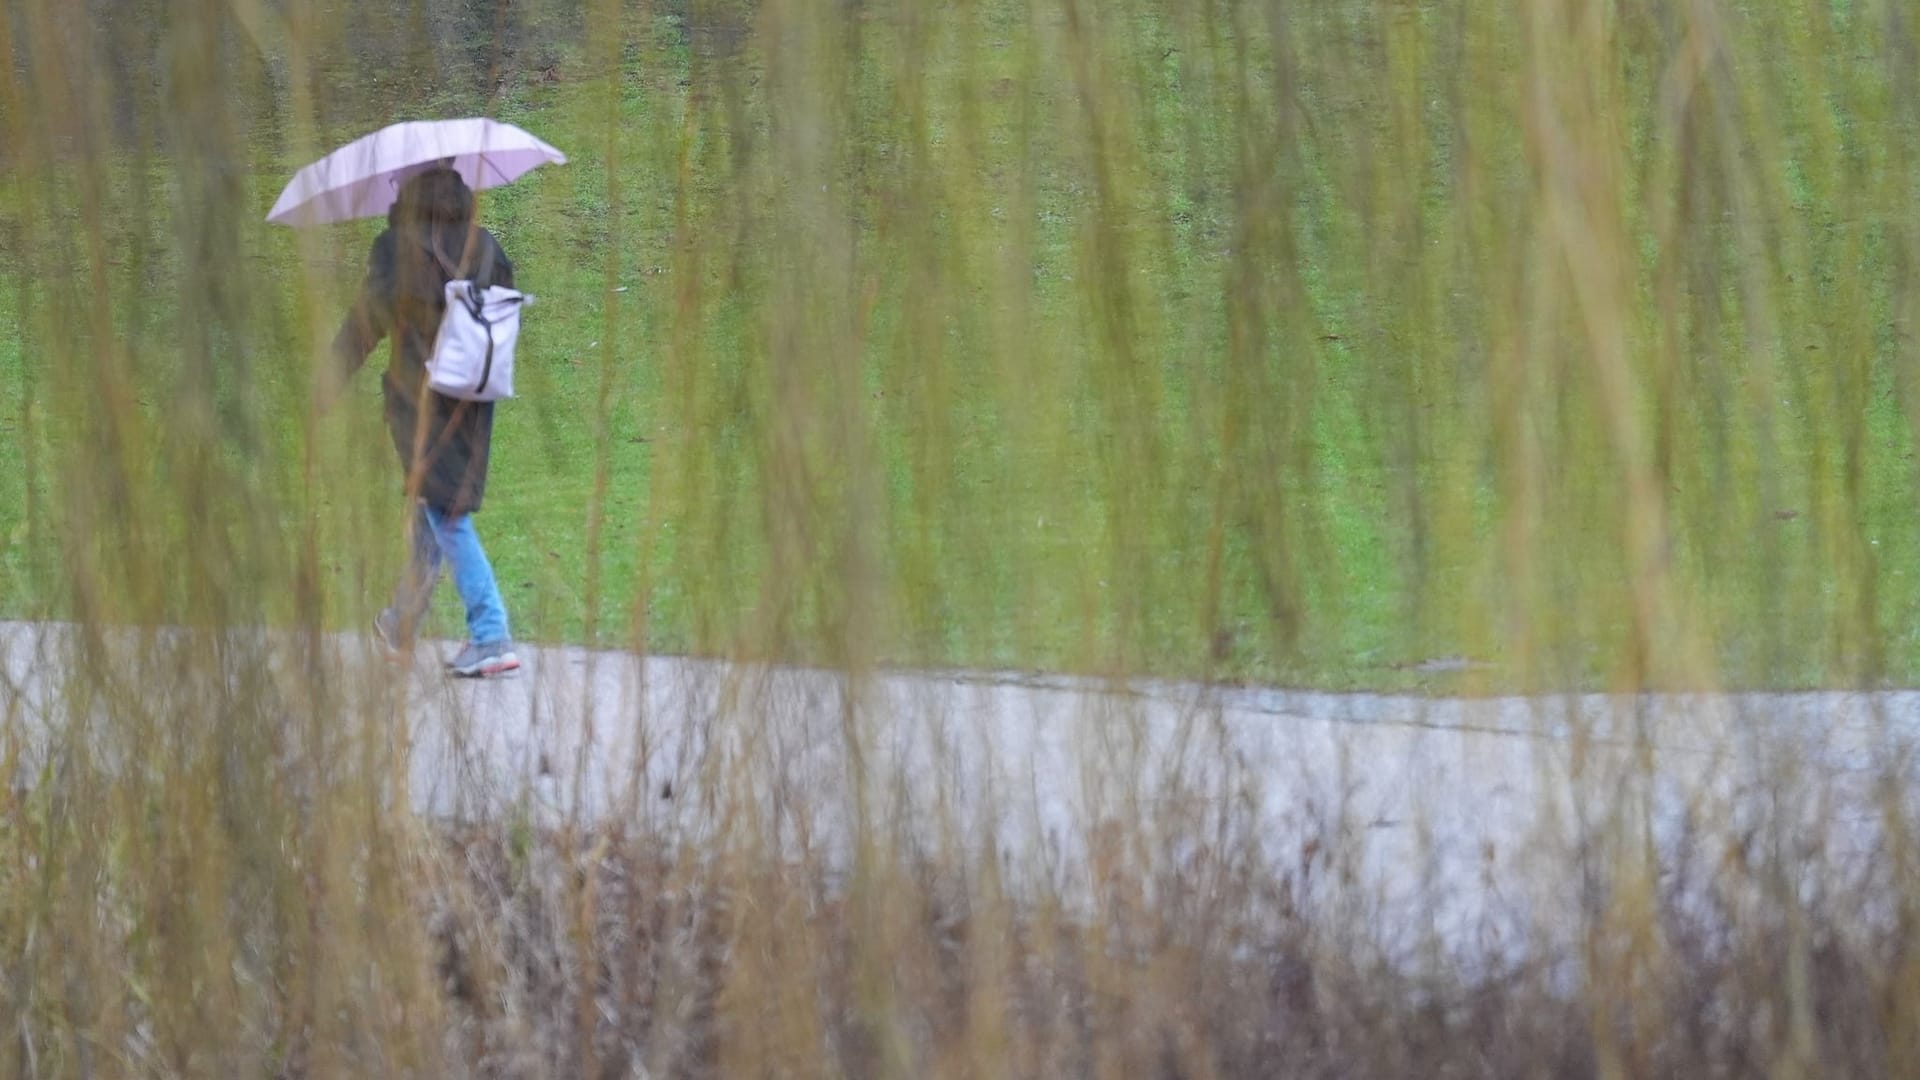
[{"left": 423, "top": 243, "right": 526, "bottom": 402}]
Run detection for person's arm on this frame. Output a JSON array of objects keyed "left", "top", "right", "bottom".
[{"left": 320, "top": 231, "right": 396, "bottom": 411}]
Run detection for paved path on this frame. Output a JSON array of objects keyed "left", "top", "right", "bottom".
[{"left": 2, "top": 620, "right": 1913, "bottom": 954}]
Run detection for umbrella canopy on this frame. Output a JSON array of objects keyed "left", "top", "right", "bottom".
[{"left": 267, "top": 118, "right": 566, "bottom": 227}]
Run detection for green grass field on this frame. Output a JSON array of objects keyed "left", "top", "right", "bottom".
[{"left": 4, "top": 1, "right": 1919, "bottom": 693}]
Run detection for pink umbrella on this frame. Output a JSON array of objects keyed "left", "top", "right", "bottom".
[{"left": 267, "top": 117, "right": 567, "bottom": 227}]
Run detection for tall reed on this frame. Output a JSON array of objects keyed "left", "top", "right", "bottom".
[{"left": 1, "top": 0, "right": 1918, "bottom": 1074}]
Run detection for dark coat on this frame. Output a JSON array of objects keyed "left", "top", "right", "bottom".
[{"left": 333, "top": 220, "right": 515, "bottom": 515}]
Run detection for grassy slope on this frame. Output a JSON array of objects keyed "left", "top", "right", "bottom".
[{"left": 3, "top": 2, "right": 1918, "bottom": 692}]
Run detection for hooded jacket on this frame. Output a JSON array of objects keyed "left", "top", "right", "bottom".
[{"left": 333, "top": 167, "right": 515, "bottom": 515}]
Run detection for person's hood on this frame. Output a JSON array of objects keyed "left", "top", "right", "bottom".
[{"left": 391, "top": 166, "right": 475, "bottom": 231}]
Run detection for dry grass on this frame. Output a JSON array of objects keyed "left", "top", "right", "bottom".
[
  {"left": 5, "top": 0, "right": 1920, "bottom": 1075},
  {"left": 385, "top": 793, "right": 1916, "bottom": 1078}
]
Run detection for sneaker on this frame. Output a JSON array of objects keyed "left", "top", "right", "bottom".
[
  {"left": 447, "top": 640, "right": 521, "bottom": 679},
  {"left": 373, "top": 608, "right": 407, "bottom": 658}
]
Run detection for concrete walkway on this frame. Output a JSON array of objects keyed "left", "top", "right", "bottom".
[{"left": 3, "top": 620, "right": 1913, "bottom": 954}]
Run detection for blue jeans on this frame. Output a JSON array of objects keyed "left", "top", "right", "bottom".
[{"left": 394, "top": 502, "right": 511, "bottom": 646}]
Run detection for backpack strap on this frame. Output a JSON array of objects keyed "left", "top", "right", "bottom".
[
  {"left": 418, "top": 229, "right": 495, "bottom": 286},
  {"left": 418, "top": 239, "right": 462, "bottom": 280}
]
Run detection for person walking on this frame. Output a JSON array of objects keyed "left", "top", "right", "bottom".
[{"left": 330, "top": 166, "right": 521, "bottom": 678}]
